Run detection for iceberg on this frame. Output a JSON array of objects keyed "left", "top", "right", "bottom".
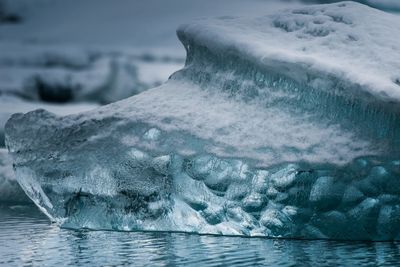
[{"left": 5, "top": 2, "right": 400, "bottom": 240}]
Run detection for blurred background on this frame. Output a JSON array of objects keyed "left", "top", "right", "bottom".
[{"left": 0, "top": 0, "right": 399, "bottom": 148}]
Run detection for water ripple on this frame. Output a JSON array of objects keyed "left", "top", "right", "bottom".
[{"left": 1, "top": 204, "right": 400, "bottom": 266}]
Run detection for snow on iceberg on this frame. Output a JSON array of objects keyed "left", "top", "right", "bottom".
[{"left": 5, "top": 2, "right": 400, "bottom": 240}]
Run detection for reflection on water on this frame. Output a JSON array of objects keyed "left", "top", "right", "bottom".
[{"left": 1, "top": 204, "right": 400, "bottom": 266}]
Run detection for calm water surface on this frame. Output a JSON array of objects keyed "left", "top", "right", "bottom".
[{"left": 1, "top": 204, "right": 400, "bottom": 266}]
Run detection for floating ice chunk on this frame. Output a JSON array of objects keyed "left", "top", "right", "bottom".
[{"left": 4, "top": 2, "right": 400, "bottom": 240}]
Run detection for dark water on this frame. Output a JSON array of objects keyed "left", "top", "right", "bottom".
[{"left": 1, "top": 204, "right": 400, "bottom": 266}]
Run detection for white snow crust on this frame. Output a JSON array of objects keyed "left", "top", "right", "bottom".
[{"left": 178, "top": 1, "right": 400, "bottom": 102}]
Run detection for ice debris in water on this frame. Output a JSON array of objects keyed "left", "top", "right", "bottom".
[
  {"left": 0, "top": 45, "right": 183, "bottom": 105},
  {"left": 4, "top": 2, "right": 400, "bottom": 240}
]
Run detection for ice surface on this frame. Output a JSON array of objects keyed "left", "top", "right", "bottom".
[
  {"left": 0, "top": 43, "right": 181, "bottom": 146},
  {"left": 0, "top": 97, "right": 96, "bottom": 203},
  {"left": 5, "top": 2, "right": 400, "bottom": 240},
  {"left": 0, "top": 95, "right": 98, "bottom": 146}
]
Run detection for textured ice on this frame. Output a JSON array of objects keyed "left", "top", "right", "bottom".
[
  {"left": 5, "top": 2, "right": 400, "bottom": 240},
  {"left": 0, "top": 95, "right": 98, "bottom": 147}
]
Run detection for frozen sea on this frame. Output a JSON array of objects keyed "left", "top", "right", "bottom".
[{"left": 1, "top": 203, "right": 400, "bottom": 267}]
